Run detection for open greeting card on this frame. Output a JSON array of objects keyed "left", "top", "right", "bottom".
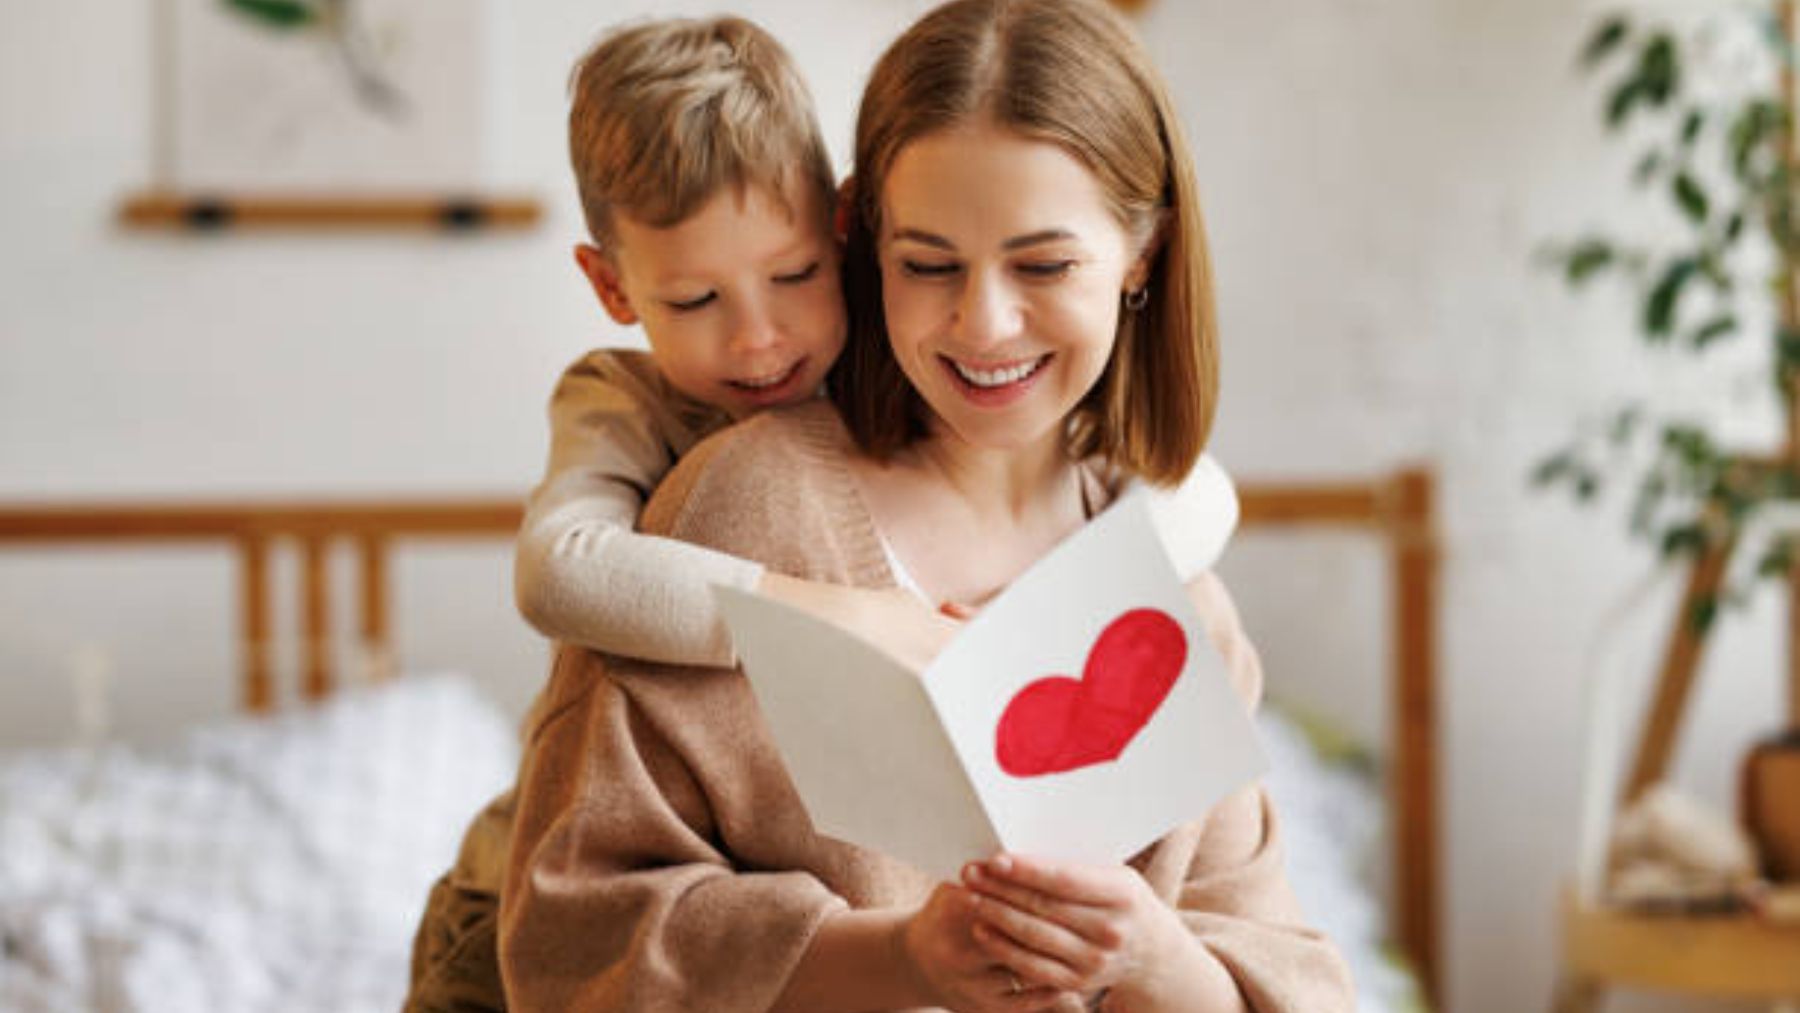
[{"left": 713, "top": 495, "right": 1267, "bottom": 879}]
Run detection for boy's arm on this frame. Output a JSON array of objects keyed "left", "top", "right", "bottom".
[
  {"left": 515, "top": 351, "right": 763, "bottom": 667},
  {"left": 517, "top": 471, "right": 764, "bottom": 667},
  {"left": 1135, "top": 453, "right": 1241, "bottom": 580}
]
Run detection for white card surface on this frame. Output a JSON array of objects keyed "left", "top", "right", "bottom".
[
  {"left": 715, "top": 495, "right": 1266, "bottom": 878},
  {"left": 715, "top": 588, "right": 999, "bottom": 876}
]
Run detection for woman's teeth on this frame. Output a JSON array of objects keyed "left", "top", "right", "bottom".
[{"left": 951, "top": 356, "right": 1047, "bottom": 388}]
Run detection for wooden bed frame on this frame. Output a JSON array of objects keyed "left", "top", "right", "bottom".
[{"left": 0, "top": 470, "right": 1440, "bottom": 1006}]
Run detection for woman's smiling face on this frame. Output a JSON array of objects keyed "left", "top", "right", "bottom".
[{"left": 879, "top": 122, "right": 1149, "bottom": 453}]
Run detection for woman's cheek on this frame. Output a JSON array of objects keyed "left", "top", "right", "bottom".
[{"left": 882, "top": 281, "right": 942, "bottom": 355}]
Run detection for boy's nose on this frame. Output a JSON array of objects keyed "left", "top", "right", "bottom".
[{"left": 728, "top": 305, "right": 781, "bottom": 355}]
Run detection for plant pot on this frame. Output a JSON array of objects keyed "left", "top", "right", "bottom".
[{"left": 1741, "top": 728, "right": 1800, "bottom": 882}]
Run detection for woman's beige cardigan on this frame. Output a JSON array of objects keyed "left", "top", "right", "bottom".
[{"left": 497, "top": 401, "right": 1354, "bottom": 1012}]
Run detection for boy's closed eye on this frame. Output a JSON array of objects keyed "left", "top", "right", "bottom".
[{"left": 662, "top": 260, "right": 821, "bottom": 312}]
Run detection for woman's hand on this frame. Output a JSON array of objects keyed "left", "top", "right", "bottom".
[
  {"left": 961, "top": 853, "right": 1192, "bottom": 1003},
  {"left": 902, "top": 882, "right": 1078, "bottom": 1012},
  {"left": 757, "top": 574, "right": 962, "bottom": 671}
]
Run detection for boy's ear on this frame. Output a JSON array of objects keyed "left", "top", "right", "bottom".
[
  {"left": 834, "top": 176, "right": 856, "bottom": 244},
  {"left": 573, "top": 243, "right": 638, "bottom": 326}
]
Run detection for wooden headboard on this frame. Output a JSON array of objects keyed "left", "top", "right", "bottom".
[
  {"left": 0, "top": 471, "right": 1439, "bottom": 1005},
  {"left": 1238, "top": 468, "right": 1440, "bottom": 1006}
]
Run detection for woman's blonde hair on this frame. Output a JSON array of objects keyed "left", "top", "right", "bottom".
[
  {"left": 830, "top": 0, "right": 1218, "bottom": 484},
  {"left": 567, "top": 16, "right": 836, "bottom": 248}
]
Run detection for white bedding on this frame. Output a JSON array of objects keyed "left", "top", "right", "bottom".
[
  {"left": 0, "top": 675, "right": 1418, "bottom": 1012},
  {"left": 0, "top": 675, "right": 517, "bottom": 1013},
  {"left": 1257, "top": 709, "right": 1426, "bottom": 1013}
]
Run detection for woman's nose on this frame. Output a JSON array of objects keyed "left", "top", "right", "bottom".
[{"left": 953, "top": 270, "right": 1021, "bottom": 348}]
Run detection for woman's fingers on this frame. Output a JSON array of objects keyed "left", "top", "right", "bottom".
[
  {"left": 964, "top": 864, "right": 1121, "bottom": 949},
  {"left": 972, "top": 917, "right": 1090, "bottom": 993},
  {"left": 978, "top": 853, "right": 1134, "bottom": 908}
]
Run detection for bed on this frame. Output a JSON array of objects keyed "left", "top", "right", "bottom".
[{"left": 0, "top": 476, "right": 1439, "bottom": 1012}]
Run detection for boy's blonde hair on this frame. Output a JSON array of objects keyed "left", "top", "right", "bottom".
[
  {"left": 832, "top": 0, "right": 1219, "bottom": 485},
  {"left": 568, "top": 16, "right": 836, "bottom": 248}
]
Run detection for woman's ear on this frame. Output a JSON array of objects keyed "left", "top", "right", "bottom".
[
  {"left": 573, "top": 243, "right": 638, "bottom": 326},
  {"left": 1123, "top": 212, "right": 1169, "bottom": 295}
]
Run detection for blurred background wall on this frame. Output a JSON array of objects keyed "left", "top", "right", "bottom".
[{"left": 0, "top": 1, "right": 1787, "bottom": 1010}]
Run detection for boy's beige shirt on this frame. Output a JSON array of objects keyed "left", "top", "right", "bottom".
[{"left": 515, "top": 348, "right": 763, "bottom": 667}]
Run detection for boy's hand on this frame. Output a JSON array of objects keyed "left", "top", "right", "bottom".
[
  {"left": 961, "top": 853, "right": 1189, "bottom": 1001},
  {"left": 757, "top": 574, "right": 962, "bottom": 671}
]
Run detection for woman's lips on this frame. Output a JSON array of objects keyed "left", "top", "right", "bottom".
[{"left": 938, "top": 353, "right": 1052, "bottom": 407}]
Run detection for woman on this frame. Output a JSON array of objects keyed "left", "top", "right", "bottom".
[{"left": 494, "top": 2, "right": 1353, "bottom": 1010}]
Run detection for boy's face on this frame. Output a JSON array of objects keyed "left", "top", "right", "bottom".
[{"left": 577, "top": 183, "right": 845, "bottom": 419}]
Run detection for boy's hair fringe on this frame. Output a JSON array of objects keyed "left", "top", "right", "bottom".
[
  {"left": 831, "top": 0, "right": 1219, "bottom": 485},
  {"left": 568, "top": 16, "right": 836, "bottom": 248}
]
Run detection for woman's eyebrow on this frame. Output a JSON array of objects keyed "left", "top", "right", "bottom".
[
  {"left": 1002, "top": 229, "right": 1077, "bottom": 250},
  {"left": 890, "top": 227, "right": 1078, "bottom": 250},
  {"left": 890, "top": 227, "right": 955, "bottom": 249}
]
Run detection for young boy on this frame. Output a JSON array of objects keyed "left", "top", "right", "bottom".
[
  {"left": 410, "top": 19, "right": 924, "bottom": 1010},
  {"left": 517, "top": 14, "right": 965, "bottom": 672},
  {"left": 407, "top": 14, "right": 1238, "bottom": 1009}
]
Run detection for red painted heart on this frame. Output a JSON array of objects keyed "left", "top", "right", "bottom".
[{"left": 995, "top": 608, "right": 1187, "bottom": 777}]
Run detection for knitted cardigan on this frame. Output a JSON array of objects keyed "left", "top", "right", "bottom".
[{"left": 497, "top": 400, "right": 1354, "bottom": 1012}]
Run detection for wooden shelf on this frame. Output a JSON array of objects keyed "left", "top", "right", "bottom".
[
  {"left": 117, "top": 192, "right": 543, "bottom": 232},
  {"left": 1559, "top": 893, "right": 1800, "bottom": 1002}
]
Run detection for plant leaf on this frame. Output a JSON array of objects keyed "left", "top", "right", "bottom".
[
  {"left": 1643, "top": 257, "right": 1698, "bottom": 337},
  {"left": 1689, "top": 314, "right": 1737, "bottom": 348},
  {"left": 1608, "top": 405, "right": 1642, "bottom": 446},
  {"left": 1672, "top": 172, "right": 1709, "bottom": 222},
  {"left": 221, "top": 0, "right": 316, "bottom": 29},
  {"left": 1640, "top": 33, "right": 1679, "bottom": 105},
  {"left": 1660, "top": 521, "right": 1706, "bottom": 557},
  {"left": 1680, "top": 108, "right": 1704, "bottom": 146},
  {"left": 1532, "top": 450, "right": 1578, "bottom": 489},
  {"left": 1689, "top": 593, "right": 1719, "bottom": 634},
  {"left": 1565, "top": 239, "right": 1614, "bottom": 285},
  {"left": 1582, "top": 15, "right": 1631, "bottom": 68}
]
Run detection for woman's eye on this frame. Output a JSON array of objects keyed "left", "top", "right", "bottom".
[
  {"left": 1017, "top": 260, "right": 1076, "bottom": 279},
  {"left": 774, "top": 262, "right": 820, "bottom": 285},
  {"left": 901, "top": 260, "right": 960, "bottom": 279},
  {"left": 664, "top": 292, "right": 717, "bottom": 312}
]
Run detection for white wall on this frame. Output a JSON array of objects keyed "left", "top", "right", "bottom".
[{"left": 0, "top": 2, "right": 1786, "bottom": 1012}]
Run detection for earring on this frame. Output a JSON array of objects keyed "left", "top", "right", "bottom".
[{"left": 1123, "top": 286, "right": 1150, "bottom": 312}]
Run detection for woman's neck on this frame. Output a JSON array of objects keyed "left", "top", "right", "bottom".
[
  {"left": 907, "top": 424, "right": 1072, "bottom": 527},
  {"left": 849, "top": 424, "right": 1085, "bottom": 608}
]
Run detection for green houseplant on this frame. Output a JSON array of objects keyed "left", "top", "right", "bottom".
[{"left": 1541, "top": 5, "right": 1800, "bottom": 884}]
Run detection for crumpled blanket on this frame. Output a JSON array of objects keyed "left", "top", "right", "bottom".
[{"left": 0, "top": 674, "right": 517, "bottom": 1013}]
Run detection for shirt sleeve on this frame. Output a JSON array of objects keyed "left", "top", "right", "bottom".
[
  {"left": 513, "top": 353, "right": 765, "bottom": 667},
  {"left": 1131, "top": 452, "right": 1241, "bottom": 580}
]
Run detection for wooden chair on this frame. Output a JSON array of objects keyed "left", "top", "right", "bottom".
[{"left": 1551, "top": 529, "right": 1800, "bottom": 1011}]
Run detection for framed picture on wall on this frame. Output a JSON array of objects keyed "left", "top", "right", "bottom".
[{"left": 126, "top": 0, "right": 538, "bottom": 231}]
